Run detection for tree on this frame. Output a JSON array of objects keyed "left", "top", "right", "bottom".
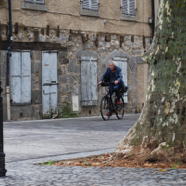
[{"left": 115, "top": 0, "right": 186, "bottom": 163}]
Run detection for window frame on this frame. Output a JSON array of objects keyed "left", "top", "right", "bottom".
[
  {"left": 80, "top": 0, "right": 100, "bottom": 17},
  {"left": 81, "top": 0, "right": 99, "bottom": 11}
]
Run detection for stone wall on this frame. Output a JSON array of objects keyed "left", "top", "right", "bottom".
[
  {"left": 0, "top": 0, "right": 153, "bottom": 36},
  {"left": 0, "top": 0, "right": 153, "bottom": 121},
  {"left": 0, "top": 26, "right": 150, "bottom": 121}
]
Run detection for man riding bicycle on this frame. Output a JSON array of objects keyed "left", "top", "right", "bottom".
[{"left": 99, "top": 61, "right": 125, "bottom": 116}]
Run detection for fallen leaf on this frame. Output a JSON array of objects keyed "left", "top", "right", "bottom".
[
  {"left": 156, "top": 169, "right": 166, "bottom": 172},
  {"left": 92, "top": 162, "right": 100, "bottom": 166},
  {"left": 143, "top": 163, "right": 153, "bottom": 167},
  {"left": 65, "top": 161, "right": 72, "bottom": 166},
  {"left": 105, "top": 153, "right": 110, "bottom": 157},
  {"left": 74, "top": 162, "right": 81, "bottom": 166}
]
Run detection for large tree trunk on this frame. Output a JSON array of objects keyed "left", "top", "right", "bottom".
[{"left": 115, "top": 0, "right": 186, "bottom": 162}]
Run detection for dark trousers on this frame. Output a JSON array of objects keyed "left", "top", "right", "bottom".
[{"left": 109, "top": 84, "right": 120, "bottom": 100}]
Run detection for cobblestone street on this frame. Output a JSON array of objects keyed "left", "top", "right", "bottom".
[{"left": 1, "top": 114, "right": 186, "bottom": 186}]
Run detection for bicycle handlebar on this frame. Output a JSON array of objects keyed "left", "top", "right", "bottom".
[{"left": 100, "top": 81, "right": 115, "bottom": 87}]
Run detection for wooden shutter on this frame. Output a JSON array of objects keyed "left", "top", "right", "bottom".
[
  {"left": 82, "top": 0, "right": 90, "bottom": 10},
  {"left": 10, "top": 51, "right": 31, "bottom": 104},
  {"left": 34, "top": 0, "right": 45, "bottom": 4},
  {"left": 25, "top": 0, "right": 34, "bottom": 3},
  {"left": 10, "top": 51, "right": 22, "bottom": 104},
  {"left": 25, "top": 0, "right": 45, "bottom": 4},
  {"left": 91, "top": 0, "right": 99, "bottom": 11},
  {"left": 22, "top": 51, "right": 31, "bottom": 104},
  {"left": 129, "top": 0, "right": 136, "bottom": 16},
  {"left": 81, "top": 57, "right": 98, "bottom": 106},
  {"left": 42, "top": 51, "right": 58, "bottom": 117},
  {"left": 121, "top": 0, "right": 128, "bottom": 15},
  {"left": 113, "top": 57, "right": 128, "bottom": 103}
]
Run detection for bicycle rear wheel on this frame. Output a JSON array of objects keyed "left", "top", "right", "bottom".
[
  {"left": 116, "top": 97, "right": 125, "bottom": 119},
  {"left": 100, "top": 96, "right": 110, "bottom": 120}
]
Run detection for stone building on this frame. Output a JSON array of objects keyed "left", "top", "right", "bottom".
[{"left": 0, "top": 0, "right": 157, "bottom": 121}]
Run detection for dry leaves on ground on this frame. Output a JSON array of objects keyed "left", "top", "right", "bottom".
[{"left": 51, "top": 153, "right": 186, "bottom": 170}]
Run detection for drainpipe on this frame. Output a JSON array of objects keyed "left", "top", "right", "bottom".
[
  {"left": 6, "top": 0, "right": 13, "bottom": 121},
  {"left": 152, "top": 0, "right": 155, "bottom": 38}
]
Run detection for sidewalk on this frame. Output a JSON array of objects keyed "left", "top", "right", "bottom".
[{"left": 1, "top": 114, "right": 186, "bottom": 185}]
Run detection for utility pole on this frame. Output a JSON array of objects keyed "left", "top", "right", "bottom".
[
  {"left": 6, "top": 0, "right": 13, "bottom": 121},
  {"left": 0, "top": 79, "right": 7, "bottom": 177}
]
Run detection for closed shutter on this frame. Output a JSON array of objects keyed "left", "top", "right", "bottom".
[
  {"left": 122, "top": 0, "right": 136, "bottom": 16},
  {"left": 121, "top": 0, "right": 128, "bottom": 15},
  {"left": 24, "top": 0, "right": 45, "bottom": 4},
  {"left": 129, "top": 0, "right": 136, "bottom": 16},
  {"left": 82, "top": 0, "right": 90, "bottom": 10},
  {"left": 10, "top": 52, "right": 22, "bottom": 104},
  {"left": 10, "top": 51, "right": 31, "bottom": 104},
  {"left": 91, "top": 0, "right": 99, "bottom": 11},
  {"left": 25, "top": 0, "right": 34, "bottom": 3},
  {"left": 34, "top": 0, "right": 45, "bottom": 4},
  {"left": 22, "top": 51, "right": 31, "bottom": 104},
  {"left": 113, "top": 57, "right": 128, "bottom": 103},
  {"left": 81, "top": 57, "right": 98, "bottom": 106},
  {"left": 42, "top": 51, "right": 58, "bottom": 117}
]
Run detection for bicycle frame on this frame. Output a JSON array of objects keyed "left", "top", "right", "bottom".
[
  {"left": 104, "top": 87, "right": 117, "bottom": 114},
  {"left": 100, "top": 81, "right": 125, "bottom": 120}
]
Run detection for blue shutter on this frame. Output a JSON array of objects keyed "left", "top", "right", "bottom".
[
  {"left": 42, "top": 51, "right": 58, "bottom": 117},
  {"left": 129, "top": 0, "right": 136, "bottom": 16},
  {"left": 91, "top": 0, "right": 99, "bottom": 11},
  {"left": 121, "top": 0, "right": 128, "bottom": 15},
  {"left": 113, "top": 57, "right": 128, "bottom": 103},
  {"left": 10, "top": 52, "right": 22, "bottom": 104},
  {"left": 21, "top": 51, "right": 31, "bottom": 104},
  {"left": 82, "top": 0, "right": 90, "bottom": 10},
  {"left": 10, "top": 51, "right": 31, "bottom": 104},
  {"left": 81, "top": 57, "right": 98, "bottom": 106},
  {"left": 25, "top": 0, "right": 45, "bottom": 4},
  {"left": 34, "top": 0, "right": 45, "bottom": 4},
  {"left": 25, "top": 0, "right": 34, "bottom": 3}
]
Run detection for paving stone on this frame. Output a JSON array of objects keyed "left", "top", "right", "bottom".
[{"left": 2, "top": 116, "right": 186, "bottom": 185}]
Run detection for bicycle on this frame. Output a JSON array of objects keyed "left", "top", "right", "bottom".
[{"left": 100, "top": 81, "right": 127, "bottom": 121}]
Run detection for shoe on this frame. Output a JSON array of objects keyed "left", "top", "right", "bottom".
[
  {"left": 116, "top": 101, "right": 121, "bottom": 105},
  {"left": 106, "top": 112, "right": 111, "bottom": 116}
]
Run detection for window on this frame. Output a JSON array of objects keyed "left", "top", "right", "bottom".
[
  {"left": 10, "top": 51, "right": 31, "bottom": 105},
  {"left": 121, "top": 0, "right": 136, "bottom": 16},
  {"left": 81, "top": 57, "right": 98, "bottom": 106},
  {"left": 113, "top": 57, "right": 128, "bottom": 103},
  {"left": 22, "top": 0, "right": 47, "bottom": 11},
  {"left": 25, "top": 0, "right": 45, "bottom": 4},
  {"left": 81, "top": 0, "right": 99, "bottom": 11}
]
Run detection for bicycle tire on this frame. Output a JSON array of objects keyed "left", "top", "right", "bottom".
[
  {"left": 116, "top": 97, "right": 125, "bottom": 119},
  {"left": 100, "top": 96, "right": 110, "bottom": 121}
]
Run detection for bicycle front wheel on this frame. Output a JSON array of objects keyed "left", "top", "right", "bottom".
[
  {"left": 116, "top": 97, "right": 125, "bottom": 119},
  {"left": 100, "top": 96, "right": 110, "bottom": 121}
]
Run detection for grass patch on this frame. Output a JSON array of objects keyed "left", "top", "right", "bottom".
[
  {"left": 58, "top": 103, "right": 78, "bottom": 118},
  {"left": 39, "top": 160, "right": 53, "bottom": 166}
]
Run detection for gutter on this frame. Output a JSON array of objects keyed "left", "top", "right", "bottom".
[
  {"left": 151, "top": 0, "right": 155, "bottom": 38},
  {"left": 6, "top": 0, "right": 13, "bottom": 121}
]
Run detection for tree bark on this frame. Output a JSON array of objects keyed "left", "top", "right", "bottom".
[{"left": 115, "top": 0, "right": 186, "bottom": 162}]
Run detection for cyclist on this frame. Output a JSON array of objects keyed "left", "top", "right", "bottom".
[{"left": 99, "top": 61, "right": 125, "bottom": 116}]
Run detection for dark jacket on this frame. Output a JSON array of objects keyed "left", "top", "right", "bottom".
[{"left": 100, "top": 66, "right": 125, "bottom": 91}]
